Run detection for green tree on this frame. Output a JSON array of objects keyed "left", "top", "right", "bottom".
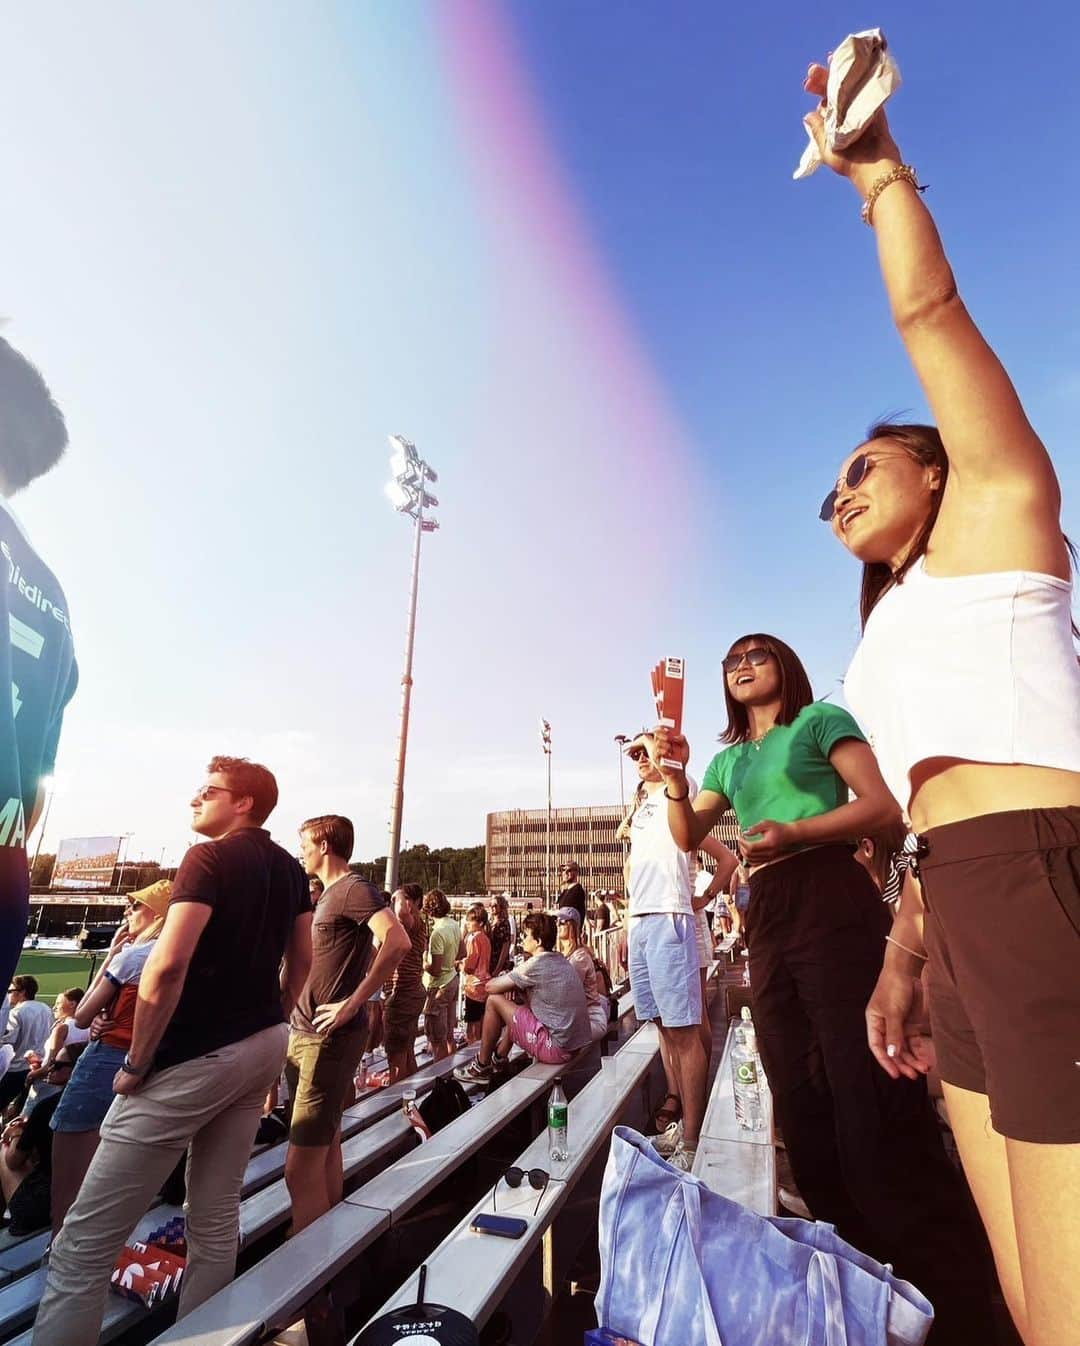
[
  {"left": 350, "top": 843, "right": 486, "bottom": 893},
  {"left": 30, "top": 852, "right": 56, "bottom": 888}
]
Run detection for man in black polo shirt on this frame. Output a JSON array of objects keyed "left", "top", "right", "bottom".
[
  {"left": 0, "top": 338, "right": 76, "bottom": 999},
  {"left": 557, "top": 861, "right": 588, "bottom": 927},
  {"left": 33, "top": 756, "right": 313, "bottom": 1346}
]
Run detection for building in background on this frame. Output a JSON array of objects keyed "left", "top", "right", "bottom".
[{"left": 485, "top": 805, "right": 741, "bottom": 900}]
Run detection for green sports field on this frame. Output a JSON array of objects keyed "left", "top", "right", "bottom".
[{"left": 13, "top": 950, "right": 106, "bottom": 1000}]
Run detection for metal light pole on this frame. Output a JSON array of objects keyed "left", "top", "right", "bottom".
[
  {"left": 29, "top": 775, "right": 56, "bottom": 888},
  {"left": 613, "top": 735, "right": 630, "bottom": 811},
  {"left": 540, "top": 719, "right": 552, "bottom": 900},
  {"left": 114, "top": 834, "right": 134, "bottom": 893},
  {"left": 384, "top": 436, "right": 439, "bottom": 895}
]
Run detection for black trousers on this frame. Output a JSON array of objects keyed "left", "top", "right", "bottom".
[{"left": 747, "top": 846, "right": 999, "bottom": 1345}]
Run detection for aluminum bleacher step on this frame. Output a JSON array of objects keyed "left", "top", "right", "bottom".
[
  {"left": 147, "top": 1053, "right": 560, "bottom": 1346},
  {"left": 692, "top": 1018, "right": 775, "bottom": 1214},
  {"left": 0, "top": 1204, "right": 183, "bottom": 1344},
  {"left": 369, "top": 1022, "right": 659, "bottom": 1332}
]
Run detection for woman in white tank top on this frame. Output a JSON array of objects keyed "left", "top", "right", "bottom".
[{"left": 803, "top": 54, "right": 1080, "bottom": 1346}]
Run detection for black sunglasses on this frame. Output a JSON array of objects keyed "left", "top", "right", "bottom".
[
  {"left": 819, "top": 449, "right": 917, "bottom": 521},
  {"left": 722, "top": 646, "right": 771, "bottom": 675},
  {"left": 494, "top": 1166, "right": 549, "bottom": 1215},
  {"left": 627, "top": 746, "right": 651, "bottom": 762}
]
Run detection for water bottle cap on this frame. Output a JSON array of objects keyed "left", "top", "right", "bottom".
[{"left": 741, "top": 1006, "right": 753, "bottom": 1021}]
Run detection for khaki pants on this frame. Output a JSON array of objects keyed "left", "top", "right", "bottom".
[{"left": 32, "top": 1022, "right": 289, "bottom": 1346}]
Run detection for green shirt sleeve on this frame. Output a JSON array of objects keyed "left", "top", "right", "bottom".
[
  {"left": 810, "top": 702, "right": 867, "bottom": 759},
  {"left": 700, "top": 751, "right": 729, "bottom": 798}
]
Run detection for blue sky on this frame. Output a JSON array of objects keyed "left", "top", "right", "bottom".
[{"left": 7, "top": 2, "right": 1078, "bottom": 865}]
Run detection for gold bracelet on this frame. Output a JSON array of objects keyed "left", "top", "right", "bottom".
[
  {"left": 885, "top": 933, "right": 928, "bottom": 961},
  {"left": 860, "top": 164, "right": 924, "bottom": 227}
]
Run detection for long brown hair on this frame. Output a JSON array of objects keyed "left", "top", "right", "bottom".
[
  {"left": 857, "top": 420, "right": 1077, "bottom": 635},
  {"left": 857, "top": 422, "right": 948, "bottom": 629},
  {"left": 719, "top": 634, "right": 813, "bottom": 744}
]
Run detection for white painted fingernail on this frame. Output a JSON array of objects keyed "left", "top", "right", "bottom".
[{"left": 886, "top": 1044, "right": 897, "bottom": 1058}]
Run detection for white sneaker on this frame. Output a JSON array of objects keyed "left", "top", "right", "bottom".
[
  {"left": 668, "top": 1142, "right": 697, "bottom": 1172},
  {"left": 652, "top": 1120, "right": 683, "bottom": 1156}
]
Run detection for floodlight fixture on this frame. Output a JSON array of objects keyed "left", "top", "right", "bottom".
[{"left": 384, "top": 480, "right": 413, "bottom": 512}]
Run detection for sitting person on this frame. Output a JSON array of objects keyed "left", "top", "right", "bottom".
[
  {"left": 454, "top": 912, "right": 591, "bottom": 1082},
  {"left": 1, "top": 1043, "right": 84, "bottom": 1236},
  {"left": 25, "top": 989, "right": 89, "bottom": 1089},
  {"left": 554, "top": 908, "right": 609, "bottom": 1043}
]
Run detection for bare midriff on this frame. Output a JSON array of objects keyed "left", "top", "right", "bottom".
[{"left": 907, "top": 760, "right": 1080, "bottom": 834}]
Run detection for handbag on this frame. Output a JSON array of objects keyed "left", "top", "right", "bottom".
[{"left": 596, "top": 1127, "right": 933, "bottom": 1346}]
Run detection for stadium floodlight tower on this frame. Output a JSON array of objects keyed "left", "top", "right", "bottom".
[{"left": 383, "top": 435, "right": 439, "bottom": 895}]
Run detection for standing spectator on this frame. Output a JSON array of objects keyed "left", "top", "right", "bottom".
[
  {"left": 455, "top": 913, "right": 590, "bottom": 1081},
  {"left": 286, "top": 815, "right": 408, "bottom": 1234},
  {"left": 618, "top": 736, "right": 733, "bottom": 1171},
  {"left": 554, "top": 908, "right": 609, "bottom": 1042},
  {"left": 487, "top": 895, "right": 513, "bottom": 976},
  {"left": 0, "top": 339, "right": 77, "bottom": 1004},
  {"left": 32, "top": 755, "right": 313, "bottom": 1346},
  {"left": 460, "top": 904, "right": 492, "bottom": 1045},
  {"left": 805, "top": 60, "right": 1080, "bottom": 1345},
  {"left": 0, "top": 976, "right": 54, "bottom": 1112},
  {"left": 421, "top": 890, "right": 461, "bottom": 1061},
  {"left": 591, "top": 894, "right": 612, "bottom": 935},
  {"left": 655, "top": 638, "right": 999, "bottom": 1339},
  {"left": 383, "top": 884, "right": 426, "bottom": 1083},
  {"left": 557, "top": 862, "right": 588, "bottom": 927},
  {"left": 48, "top": 880, "right": 174, "bottom": 1235}
]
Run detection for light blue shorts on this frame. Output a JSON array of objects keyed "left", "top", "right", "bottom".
[{"left": 628, "top": 913, "right": 702, "bottom": 1028}]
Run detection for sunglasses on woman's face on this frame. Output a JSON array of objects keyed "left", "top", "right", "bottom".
[
  {"left": 627, "top": 747, "right": 651, "bottom": 762},
  {"left": 494, "top": 1166, "right": 550, "bottom": 1215},
  {"left": 820, "top": 452, "right": 878, "bottom": 521},
  {"left": 819, "top": 449, "right": 916, "bottom": 521},
  {"left": 722, "top": 647, "right": 771, "bottom": 675}
]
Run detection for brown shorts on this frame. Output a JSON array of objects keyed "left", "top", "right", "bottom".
[
  {"left": 383, "top": 989, "right": 425, "bottom": 1055},
  {"left": 423, "top": 975, "right": 459, "bottom": 1045},
  {"left": 285, "top": 1028, "right": 367, "bottom": 1148},
  {"left": 918, "top": 806, "right": 1080, "bottom": 1143}
]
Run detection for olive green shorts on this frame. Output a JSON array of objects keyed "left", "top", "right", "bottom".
[{"left": 284, "top": 1028, "right": 367, "bottom": 1148}]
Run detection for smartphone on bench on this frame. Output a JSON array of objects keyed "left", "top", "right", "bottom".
[{"left": 470, "top": 1213, "right": 527, "bottom": 1239}]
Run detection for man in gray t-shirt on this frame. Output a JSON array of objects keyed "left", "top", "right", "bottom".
[
  {"left": 455, "top": 911, "right": 590, "bottom": 1083},
  {"left": 0, "top": 975, "right": 55, "bottom": 1109}
]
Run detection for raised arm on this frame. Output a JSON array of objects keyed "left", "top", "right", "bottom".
[
  {"left": 650, "top": 727, "right": 732, "bottom": 852},
  {"left": 805, "top": 62, "right": 1067, "bottom": 576}
]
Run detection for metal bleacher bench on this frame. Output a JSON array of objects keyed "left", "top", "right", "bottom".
[
  {"left": 0, "top": 1044, "right": 479, "bottom": 1346},
  {"left": 367, "top": 1021, "right": 661, "bottom": 1334},
  {"left": 692, "top": 1017, "right": 776, "bottom": 1215},
  {"left": 146, "top": 1050, "right": 590, "bottom": 1346}
]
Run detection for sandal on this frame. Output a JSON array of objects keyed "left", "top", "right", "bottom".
[{"left": 653, "top": 1092, "right": 682, "bottom": 1131}]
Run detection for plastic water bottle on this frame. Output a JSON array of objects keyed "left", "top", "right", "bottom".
[
  {"left": 547, "top": 1079, "right": 569, "bottom": 1162},
  {"left": 732, "top": 1026, "right": 764, "bottom": 1132}
]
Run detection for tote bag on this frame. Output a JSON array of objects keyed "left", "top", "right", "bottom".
[{"left": 596, "top": 1127, "right": 933, "bottom": 1346}]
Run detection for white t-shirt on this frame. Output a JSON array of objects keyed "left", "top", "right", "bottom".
[{"left": 627, "top": 778, "right": 698, "bottom": 917}]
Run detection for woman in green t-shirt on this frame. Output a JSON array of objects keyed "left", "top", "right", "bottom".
[{"left": 653, "top": 633, "right": 997, "bottom": 1340}]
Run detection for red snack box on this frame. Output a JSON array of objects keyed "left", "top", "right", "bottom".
[{"left": 653, "top": 656, "right": 685, "bottom": 769}]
